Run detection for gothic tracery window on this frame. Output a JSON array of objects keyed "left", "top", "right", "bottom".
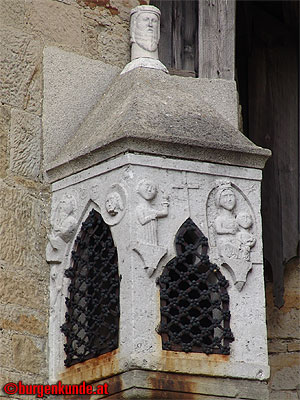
[
  {"left": 158, "top": 218, "right": 234, "bottom": 354},
  {"left": 61, "top": 209, "right": 120, "bottom": 367}
]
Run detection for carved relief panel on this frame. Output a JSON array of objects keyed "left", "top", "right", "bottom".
[{"left": 207, "top": 180, "right": 257, "bottom": 291}]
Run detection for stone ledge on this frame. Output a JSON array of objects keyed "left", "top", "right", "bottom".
[
  {"left": 45, "top": 68, "right": 271, "bottom": 183},
  {"left": 90, "top": 370, "right": 269, "bottom": 400}
]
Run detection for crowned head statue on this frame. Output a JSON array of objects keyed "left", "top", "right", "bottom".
[
  {"left": 121, "top": 5, "right": 168, "bottom": 74},
  {"left": 130, "top": 5, "right": 160, "bottom": 60}
]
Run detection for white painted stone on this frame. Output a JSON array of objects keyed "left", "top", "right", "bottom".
[
  {"left": 133, "top": 178, "right": 169, "bottom": 276},
  {"left": 121, "top": 57, "right": 168, "bottom": 74},
  {"left": 121, "top": 5, "right": 168, "bottom": 74},
  {"left": 46, "top": 194, "right": 77, "bottom": 263},
  {"left": 48, "top": 153, "right": 269, "bottom": 383},
  {"left": 207, "top": 179, "right": 257, "bottom": 290},
  {"left": 43, "top": 46, "right": 120, "bottom": 165}
]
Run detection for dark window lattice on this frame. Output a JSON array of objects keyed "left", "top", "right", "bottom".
[
  {"left": 61, "top": 209, "right": 120, "bottom": 367},
  {"left": 158, "top": 218, "right": 234, "bottom": 354}
]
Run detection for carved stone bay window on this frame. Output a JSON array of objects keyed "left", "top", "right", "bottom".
[
  {"left": 158, "top": 218, "right": 234, "bottom": 355},
  {"left": 61, "top": 209, "right": 120, "bottom": 367}
]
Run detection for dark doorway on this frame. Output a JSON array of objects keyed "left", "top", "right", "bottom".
[{"left": 236, "top": 1, "right": 299, "bottom": 307}]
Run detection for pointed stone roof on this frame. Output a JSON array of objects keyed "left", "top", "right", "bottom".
[{"left": 46, "top": 68, "right": 271, "bottom": 182}]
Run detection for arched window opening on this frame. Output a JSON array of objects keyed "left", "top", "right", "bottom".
[
  {"left": 61, "top": 209, "right": 120, "bottom": 367},
  {"left": 158, "top": 218, "right": 234, "bottom": 354}
]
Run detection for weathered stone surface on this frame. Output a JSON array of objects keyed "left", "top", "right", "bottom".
[
  {"left": 25, "top": 0, "right": 82, "bottom": 49},
  {"left": 43, "top": 46, "right": 120, "bottom": 165},
  {"left": 12, "top": 335, "right": 46, "bottom": 374},
  {"left": 0, "top": 104, "right": 10, "bottom": 177},
  {"left": 0, "top": 272, "right": 47, "bottom": 311},
  {"left": 269, "top": 353, "right": 300, "bottom": 390},
  {"left": 0, "top": 314, "right": 46, "bottom": 336},
  {"left": 269, "top": 391, "right": 298, "bottom": 400},
  {"left": 0, "top": 0, "right": 25, "bottom": 29},
  {"left": 10, "top": 109, "right": 41, "bottom": 180},
  {"left": 267, "top": 304, "right": 300, "bottom": 339},
  {"left": 0, "top": 27, "right": 42, "bottom": 113},
  {"left": 288, "top": 341, "right": 300, "bottom": 352},
  {"left": 82, "top": 10, "right": 130, "bottom": 66},
  {"left": 0, "top": 180, "right": 48, "bottom": 271},
  {"left": 46, "top": 68, "right": 270, "bottom": 181},
  {"left": 193, "top": 78, "right": 239, "bottom": 129},
  {"left": 268, "top": 340, "right": 288, "bottom": 353}
]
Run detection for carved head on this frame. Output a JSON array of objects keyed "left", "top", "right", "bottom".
[
  {"left": 215, "top": 181, "right": 236, "bottom": 211},
  {"left": 137, "top": 179, "right": 157, "bottom": 201},
  {"left": 55, "top": 194, "right": 76, "bottom": 221},
  {"left": 236, "top": 212, "right": 253, "bottom": 229},
  {"left": 105, "top": 192, "right": 124, "bottom": 216},
  {"left": 130, "top": 5, "right": 160, "bottom": 53}
]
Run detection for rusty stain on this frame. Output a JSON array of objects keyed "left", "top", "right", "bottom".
[
  {"left": 60, "top": 349, "right": 119, "bottom": 385},
  {"left": 139, "top": 0, "right": 148, "bottom": 5},
  {"left": 76, "top": 0, "right": 119, "bottom": 15},
  {"left": 160, "top": 350, "right": 229, "bottom": 375}
]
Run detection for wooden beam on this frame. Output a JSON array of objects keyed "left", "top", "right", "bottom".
[{"left": 198, "top": 0, "right": 236, "bottom": 79}]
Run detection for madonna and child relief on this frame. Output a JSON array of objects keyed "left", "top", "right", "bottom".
[{"left": 207, "top": 180, "right": 256, "bottom": 291}]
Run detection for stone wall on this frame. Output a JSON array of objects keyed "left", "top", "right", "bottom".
[
  {"left": 266, "top": 258, "right": 300, "bottom": 400},
  {"left": 0, "top": 0, "right": 145, "bottom": 391}
]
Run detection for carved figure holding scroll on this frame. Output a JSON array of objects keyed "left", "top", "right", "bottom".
[
  {"left": 133, "top": 179, "right": 169, "bottom": 277},
  {"left": 121, "top": 5, "right": 168, "bottom": 74},
  {"left": 46, "top": 194, "right": 77, "bottom": 263},
  {"left": 236, "top": 211, "right": 256, "bottom": 261}
]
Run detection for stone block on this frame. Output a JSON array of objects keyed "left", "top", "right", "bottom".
[
  {"left": 288, "top": 341, "right": 300, "bottom": 352},
  {"left": 25, "top": 0, "right": 82, "bottom": 49},
  {"left": 10, "top": 109, "right": 41, "bottom": 180},
  {"left": 0, "top": 104, "right": 10, "bottom": 177},
  {"left": 269, "top": 391, "right": 298, "bottom": 400},
  {"left": 0, "top": 0, "right": 25, "bottom": 29},
  {"left": 0, "top": 27, "right": 42, "bottom": 113},
  {"left": 0, "top": 312, "right": 47, "bottom": 336},
  {"left": 269, "top": 353, "right": 300, "bottom": 391},
  {"left": 0, "top": 272, "right": 47, "bottom": 311},
  {"left": 0, "top": 181, "right": 49, "bottom": 271},
  {"left": 43, "top": 46, "right": 120, "bottom": 165},
  {"left": 267, "top": 307, "right": 300, "bottom": 339},
  {"left": 82, "top": 10, "right": 130, "bottom": 67},
  {"left": 268, "top": 340, "right": 288, "bottom": 353},
  {"left": 12, "top": 335, "right": 46, "bottom": 375}
]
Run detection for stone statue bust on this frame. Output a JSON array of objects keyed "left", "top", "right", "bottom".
[
  {"left": 130, "top": 5, "right": 160, "bottom": 60},
  {"left": 121, "top": 5, "right": 168, "bottom": 74}
]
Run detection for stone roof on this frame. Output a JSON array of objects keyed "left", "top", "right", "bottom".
[{"left": 46, "top": 68, "right": 271, "bottom": 182}]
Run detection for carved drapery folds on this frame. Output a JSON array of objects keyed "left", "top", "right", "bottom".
[
  {"left": 133, "top": 178, "right": 169, "bottom": 277},
  {"left": 61, "top": 209, "right": 120, "bottom": 367},
  {"left": 158, "top": 218, "right": 234, "bottom": 355}
]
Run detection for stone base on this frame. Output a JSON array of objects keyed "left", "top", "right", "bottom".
[{"left": 93, "top": 370, "right": 269, "bottom": 400}]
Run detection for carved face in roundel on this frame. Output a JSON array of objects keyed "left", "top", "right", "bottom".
[
  {"left": 138, "top": 179, "right": 157, "bottom": 201},
  {"left": 219, "top": 189, "right": 236, "bottom": 211},
  {"left": 134, "top": 12, "right": 159, "bottom": 52},
  {"left": 105, "top": 192, "right": 123, "bottom": 216},
  {"left": 236, "top": 212, "right": 253, "bottom": 229}
]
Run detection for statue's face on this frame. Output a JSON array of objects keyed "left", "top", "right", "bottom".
[
  {"left": 139, "top": 180, "right": 157, "bottom": 201},
  {"left": 59, "top": 197, "right": 73, "bottom": 215},
  {"left": 105, "top": 193, "right": 122, "bottom": 216},
  {"left": 219, "top": 189, "right": 236, "bottom": 211},
  {"left": 236, "top": 212, "right": 253, "bottom": 229},
  {"left": 134, "top": 12, "right": 159, "bottom": 52}
]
